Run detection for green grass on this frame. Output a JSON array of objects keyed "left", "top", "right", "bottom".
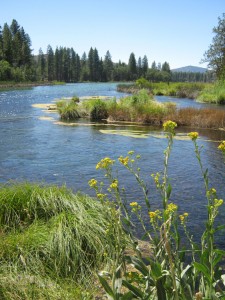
[
  {"left": 56, "top": 100, "right": 80, "bottom": 120},
  {"left": 0, "top": 182, "right": 125, "bottom": 299},
  {"left": 197, "top": 81, "right": 225, "bottom": 104}
]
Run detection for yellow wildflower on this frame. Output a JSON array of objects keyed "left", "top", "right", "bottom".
[
  {"left": 163, "top": 120, "right": 177, "bottom": 133},
  {"left": 218, "top": 141, "right": 225, "bottom": 153},
  {"left": 88, "top": 178, "right": 98, "bottom": 188},
  {"left": 179, "top": 212, "right": 188, "bottom": 224},
  {"left": 130, "top": 202, "right": 138, "bottom": 207},
  {"left": 149, "top": 209, "right": 162, "bottom": 222},
  {"left": 110, "top": 179, "right": 118, "bottom": 189},
  {"left": 165, "top": 203, "right": 178, "bottom": 216},
  {"left": 97, "top": 193, "right": 106, "bottom": 200},
  {"left": 188, "top": 132, "right": 199, "bottom": 140},
  {"left": 118, "top": 156, "right": 129, "bottom": 166},
  {"left": 128, "top": 150, "right": 134, "bottom": 155},
  {"left": 96, "top": 157, "right": 115, "bottom": 169}
]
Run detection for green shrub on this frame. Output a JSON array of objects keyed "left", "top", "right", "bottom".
[{"left": 80, "top": 98, "right": 108, "bottom": 121}]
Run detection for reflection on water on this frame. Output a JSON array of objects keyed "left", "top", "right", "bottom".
[{"left": 0, "top": 83, "right": 225, "bottom": 245}]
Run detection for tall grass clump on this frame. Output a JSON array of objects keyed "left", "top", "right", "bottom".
[
  {"left": 0, "top": 182, "right": 127, "bottom": 299},
  {"left": 107, "top": 89, "right": 176, "bottom": 124},
  {"left": 198, "top": 81, "right": 225, "bottom": 104},
  {"left": 89, "top": 122, "right": 225, "bottom": 299},
  {"left": 80, "top": 98, "right": 108, "bottom": 121},
  {"left": 56, "top": 99, "right": 80, "bottom": 120}
]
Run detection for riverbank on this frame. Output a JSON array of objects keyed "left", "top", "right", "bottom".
[
  {"left": 0, "top": 81, "right": 65, "bottom": 90},
  {"left": 117, "top": 80, "right": 225, "bottom": 104}
]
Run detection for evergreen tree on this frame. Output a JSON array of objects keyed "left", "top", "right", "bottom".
[
  {"left": 2, "top": 23, "right": 13, "bottom": 64},
  {"left": 202, "top": 13, "right": 225, "bottom": 79},
  {"left": 142, "top": 55, "right": 148, "bottom": 77},
  {"left": 37, "top": 48, "right": 46, "bottom": 81},
  {"left": 47, "top": 45, "right": 54, "bottom": 81},
  {"left": 88, "top": 47, "right": 94, "bottom": 81},
  {"left": 103, "top": 50, "right": 113, "bottom": 81},
  {"left": 137, "top": 56, "right": 142, "bottom": 78},
  {"left": 128, "top": 52, "right": 137, "bottom": 80}
]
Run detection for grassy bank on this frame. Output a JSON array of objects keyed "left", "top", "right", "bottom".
[
  {"left": 117, "top": 79, "right": 225, "bottom": 104},
  {"left": 56, "top": 89, "right": 225, "bottom": 130},
  {"left": 0, "top": 182, "right": 127, "bottom": 299}
]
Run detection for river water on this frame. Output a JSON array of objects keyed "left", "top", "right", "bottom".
[{"left": 0, "top": 83, "right": 225, "bottom": 243}]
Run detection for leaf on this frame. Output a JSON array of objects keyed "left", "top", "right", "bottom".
[
  {"left": 181, "top": 264, "right": 192, "bottom": 278},
  {"left": 193, "top": 262, "right": 211, "bottom": 282},
  {"left": 129, "top": 256, "right": 149, "bottom": 276},
  {"left": 121, "top": 291, "right": 136, "bottom": 300},
  {"left": 122, "top": 279, "right": 144, "bottom": 298},
  {"left": 156, "top": 278, "right": 167, "bottom": 300},
  {"left": 150, "top": 262, "right": 162, "bottom": 280},
  {"left": 166, "top": 183, "right": 172, "bottom": 199},
  {"left": 98, "top": 274, "right": 114, "bottom": 300}
]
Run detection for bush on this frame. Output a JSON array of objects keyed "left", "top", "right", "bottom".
[
  {"left": 80, "top": 98, "right": 108, "bottom": 121},
  {"left": 56, "top": 100, "right": 80, "bottom": 120}
]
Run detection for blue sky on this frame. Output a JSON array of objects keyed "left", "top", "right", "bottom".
[{"left": 1, "top": 0, "right": 224, "bottom": 69}]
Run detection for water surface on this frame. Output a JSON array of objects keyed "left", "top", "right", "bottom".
[{"left": 0, "top": 83, "right": 225, "bottom": 243}]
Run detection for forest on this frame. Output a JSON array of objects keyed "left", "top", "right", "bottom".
[{"left": 0, "top": 19, "right": 214, "bottom": 84}]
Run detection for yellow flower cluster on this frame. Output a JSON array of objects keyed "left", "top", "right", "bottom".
[
  {"left": 88, "top": 178, "right": 98, "bottom": 188},
  {"left": 118, "top": 156, "right": 129, "bottom": 166},
  {"left": 130, "top": 202, "right": 138, "bottom": 207},
  {"left": 110, "top": 179, "right": 118, "bottom": 189},
  {"left": 179, "top": 212, "right": 189, "bottom": 224},
  {"left": 97, "top": 193, "right": 106, "bottom": 200},
  {"left": 149, "top": 210, "right": 162, "bottom": 222},
  {"left": 165, "top": 203, "right": 178, "bottom": 215},
  {"left": 218, "top": 141, "right": 225, "bottom": 153},
  {"left": 96, "top": 157, "right": 115, "bottom": 169},
  {"left": 163, "top": 120, "right": 177, "bottom": 132},
  {"left": 130, "top": 201, "right": 141, "bottom": 212},
  {"left": 188, "top": 132, "right": 199, "bottom": 141},
  {"left": 151, "top": 172, "right": 161, "bottom": 188}
]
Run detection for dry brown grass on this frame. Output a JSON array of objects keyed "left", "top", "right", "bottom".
[{"left": 167, "top": 108, "right": 225, "bottom": 129}]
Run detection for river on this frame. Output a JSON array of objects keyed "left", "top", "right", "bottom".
[{"left": 0, "top": 82, "right": 225, "bottom": 243}]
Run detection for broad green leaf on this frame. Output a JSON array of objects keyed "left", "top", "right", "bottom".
[
  {"left": 193, "top": 262, "right": 211, "bottom": 282},
  {"left": 129, "top": 256, "right": 149, "bottom": 276},
  {"left": 121, "top": 291, "right": 136, "bottom": 300},
  {"left": 156, "top": 278, "right": 167, "bottom": 300},
  {"left": 122, "top": 279, "right": 144, "bottom": 298},
  {"left": 98, "top": 274, "right": 114, "bottom": 300}
]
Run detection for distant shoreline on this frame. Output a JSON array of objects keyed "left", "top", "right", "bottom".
[{"left": 0, "top": 82, "right": 64, "bottom": 90}]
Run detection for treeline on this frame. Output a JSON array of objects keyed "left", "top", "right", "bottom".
[{"left": 0, "top": 19, "right": 214, "bottom": 83}]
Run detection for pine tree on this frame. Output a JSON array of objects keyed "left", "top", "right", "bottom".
[{"left": 47, "top": 45, "right": 54, "bottom": 81}]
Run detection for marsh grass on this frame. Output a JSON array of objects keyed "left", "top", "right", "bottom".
[
  {"left": 168, "top": 107, "right": 225, "bottom": 128},
  {"left": 197, "top": 81, "right": 225, "bottom": 104},
  {"left": 0, "top": 182, "right": 124, "bottom": 299},
  {"left": 56, "top": 100, "right": 80, "bottom": 120}
]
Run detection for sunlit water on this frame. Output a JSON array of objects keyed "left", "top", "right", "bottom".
[{"left": 0, "top": 83, "right": 225, "bottom": 244}]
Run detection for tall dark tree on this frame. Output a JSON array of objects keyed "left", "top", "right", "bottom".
[
  {"left": 128, "top": 52, "right": 137, "bottom": 80},
  {"left": 137, "top": 56, "right": 142, "bottom": 77},
  {"left": 202, "top": 13, "right": 225, "bottom": 79},
  {"left": 2, "top": 23, "right": 13, "bottom": 64},
  {"left": 0, "top": 26, "right": 3, "bottom": 60},
  {"left": 37, "top": 48, "right": 46, "bottom": 81},
  {"left": 88, "top": 47, "right": 94, "bottom": 81},
  {"left": 142, "top": 55, "right": 148, "bottom": 76},
  {"left": 103, "top": 50, "right": 113, "bottom": 81},
  {"left": 47, "top": 45, "right": 54, "bottom": 81}
]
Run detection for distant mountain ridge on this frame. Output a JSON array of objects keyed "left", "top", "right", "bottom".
[{"left": 171, "top": 65, "right": 208, "bottom": 73}]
